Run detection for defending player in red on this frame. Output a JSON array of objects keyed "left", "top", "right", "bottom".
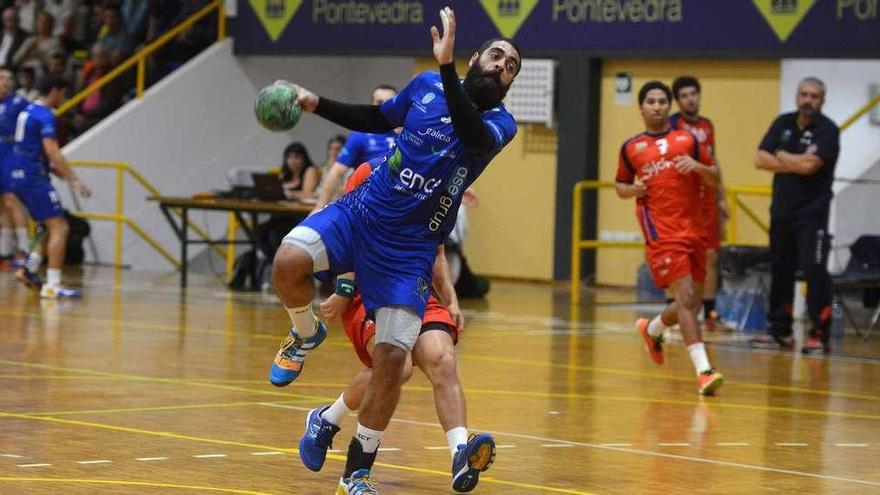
[
  {"left": 615, "top": 81, "right": 724, "bottom": 395},
  {"left": 670, "top": 76, "right": 729, "bottom": 331}
]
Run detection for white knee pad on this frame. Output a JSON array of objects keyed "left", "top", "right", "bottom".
[
  {"left": 281, "top": 226, "right": 329, "bottom": 272},
  {"left": 375, "top": 306, "right": 421, "bottom": 351}
]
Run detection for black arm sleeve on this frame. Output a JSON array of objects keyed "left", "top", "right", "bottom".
[
  {"left": 313, "top": 97, "right": 396, "bottom": 134},
  {"left": 439, "top": 63, "right": 496, "bottom": 156}
]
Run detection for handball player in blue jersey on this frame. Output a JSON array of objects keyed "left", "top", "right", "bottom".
[
  {"left": 268, "top": 7, "right": 520, "bottom": 493},
  {"left": 0, "top": 68, "right": 31, "bottom": 267},
  {"left": 313, "top": 85, "right": 399, "bottom": 211},
  {"left": 9, "top": 77, "right": 91, "bottom": 299}
]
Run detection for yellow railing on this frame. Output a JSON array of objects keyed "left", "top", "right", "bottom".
[
  {"left": 70, "top": 161, "right": 225, "bottom": 268},
  {"left": 56, "top": 0, "right": 225, "bottom": 117}
]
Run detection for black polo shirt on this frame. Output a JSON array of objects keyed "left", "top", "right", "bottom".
[{"left": 759, "top": 112, "right": 839, "bottom": 219}]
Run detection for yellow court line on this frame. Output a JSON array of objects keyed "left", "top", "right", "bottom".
[
  {"left": 2, "top": 307, "right": 877, "bottom": 403},
  {"left": 0, "top": 374, "right": 127, "bottom": 380},
  {"left": 22, "top": 398, "right": 314, "bottom": 417},
  {"left": 0, "top": 411, "right": 595, "bottom": 495},
  {"left": 460, "top": 353, "right": 880, "bottom": 402},
  {"left": 0, "top": 478, "right": 273, "bottom": 494}
]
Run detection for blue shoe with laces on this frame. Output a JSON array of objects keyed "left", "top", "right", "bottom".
[
  {"left": 299, "top": 406, "right": 341, "bottom": 472},
  {"left": 451, "top": 433, "right": 496, "bottom": 493},
  {"left": 336, "top": 469, "right": 379, "bottom": 494}
]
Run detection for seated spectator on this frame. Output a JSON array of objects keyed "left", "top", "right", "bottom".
[
  {"left": 0, "top": 8, "right": 27, "bottom": 69},
  {"left": 16, "top": 66, "right": 38, "bottom": 100},
  {"left": 98, "top": 3, "right": 130, "bottom": 65},
  {"left": 44, "top": 0, "right": 78, "bottom": 47},
  {"left": 254, "top": 142, "right": 319, "bottom": 262},
  {"left": 46, "top": 51, "right": 71, "bottom": 83},
  {"left": 166, "top": 0, "right": 215, "bottom": 67},
  {"left": 146, "top": 0, "right": 182, "bottom": 44},
  {"left": 121, "top": 0, "right": 148, "bottom": 46},
  {"left": 71, "top": 42, "right": 125, "bottom": 134},
  {"left": 13, "top": 12, "right": 65, "bottom": 72},
  {"left": 16, "top": 0, "right": 38, "bottom": 35}
]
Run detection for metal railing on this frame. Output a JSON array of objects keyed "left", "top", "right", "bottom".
[
  {"left": 70, "top": 161, "right": 225, "bottom": 268},
  {"left": 56, "top": 0, "right": 225, "bottom": 117}
]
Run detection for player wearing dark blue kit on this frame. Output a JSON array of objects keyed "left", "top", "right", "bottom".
[
  {"left": 9, "top": 77, "right": 91, "bottom": 299},
  {"left": 313, "top": 84, "right": 399, "bottom": 211},
  {"left": 268, "top": 7, "right": 521, "bottom": 494},
  {"left": 0, "top": 67, "right": 31, "bottom": 267}
]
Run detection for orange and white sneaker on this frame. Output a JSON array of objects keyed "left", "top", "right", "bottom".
[
  {"left": 697, "top": 368, "right": 724, "bottom": 396},
  {"left": 636, "top": 318, "right": 664, "bottom": 365}
]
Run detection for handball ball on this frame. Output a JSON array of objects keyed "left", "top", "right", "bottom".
[{"left": 254, "top": 82, "right": 301, "bottom": 131}]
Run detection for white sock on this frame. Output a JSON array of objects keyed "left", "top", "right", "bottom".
[
  {"left": 25, "top": 252, "right": 42, "bottom": 272},
  {"left": 286, "top": 303, "right": 317, "bottom": 339},
  {"left": 647, "top": 315, "right": 668, "bottom": 338},
  {"left": 355, "top": 423, "right": 383, "bottom": 453},
  {"left": 320, "top": 393, "right": 353, "bottom": 426},
  {"left": 15, "top": 228, "right": 28, "bottom": 251},
  {"left": 0, "top": 228, "right": 12, "bottom": 256},
  {"left": 445, "top": 427, "right": 468, "bottom": 458},
  {"left": 46, "top": 268, "right": 61, "bottom": 287},
  {"left": 687, "top": 342, "right": 712, "bottom": 375}
]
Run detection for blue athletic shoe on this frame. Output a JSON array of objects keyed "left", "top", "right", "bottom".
[
  {"left": 336, "top": 469, "right": 378, "bottom": 495},
  {"left": 451, "top": 433, "right": 496, "bottom": 493},
  {"left": 40, "top": 284, "right": 82, "bottom": 299},
  {"left": 15, "top": 268, "right": 42, "bottom": 290},
  {"left": 299, "top": 406, "right": 341, "bottom": 472},
  {"left": 269, "top": 321, "right": 327, "bottom": 387}
]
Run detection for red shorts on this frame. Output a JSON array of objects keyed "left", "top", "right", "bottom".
[
  {"left": 341, "top": 294, "right": 458, "bottom": 368},
  {"left": 646, "top": 237, "right": 706, "bottom": 289}
]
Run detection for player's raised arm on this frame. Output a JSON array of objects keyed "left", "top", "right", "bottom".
[{"left": 273, "top": 81, "right": 395, "bottom": 134}]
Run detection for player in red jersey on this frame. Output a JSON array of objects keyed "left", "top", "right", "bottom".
[
  {"left": 297, "top": 163, "right": 495, "bottom": 493},
  {"left": 616, "top": 81, "right": 724, "bottom": 395},
  {"left": 670, "top": 76, "right": 729, "bottom": 331}
]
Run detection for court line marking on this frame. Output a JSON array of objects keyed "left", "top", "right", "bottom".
[
  {"left": 262, "top": 406, "right": 880, "bottom": 488},
  {"left": 250, "top": 451, "right": 284, "bottom": 456},
  {"left": 658, "top": 443, "right": 691, "bottom": 447},
  {"left": 377, "top": 448, "right": 400, "bottom": 452},
  {"left": 597, "top": 443, "right": 632, "bottom": 447},
  {"left": 16, "top": 464, "right": 51, "bottom": 468},
  {"left": 0, "top": 477, "right": 273, "bottom": 494},
  {"left": 717, "top": 442, "right": 750, "bottom": 447},
  {"left": 76, "top": 460, "right": 112, "bottom": 465},
  {"left": 193, "top": 454, "right": 227, "bottom": 459},
  {"left": 775, "top": 443, "right": 809, "bottom": 447},
  {"left": 21, "top": 399, "right": 316, "bottom": 417},
  {"left": 424, "top": 446, "right": 448, "bottom": 450},
  {"left": 0, "top": 410, "right": 595, "bottom": 495},
  {"left": 542, "top": 444, "right": 573, "bottom": 448},
  {"left": 3, "top": 306, "right": 877, "bottom": 402},
  {"left": 835, "top": 443, "right": 869, "bottom": 447},
  {"left": 1, "top": 454, "right": 25, "bottom": 458},
  {"left": 135, "top": 457, "right": 169, "bottom": 461}
]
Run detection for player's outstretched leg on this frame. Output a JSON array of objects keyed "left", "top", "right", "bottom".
[
  {"left": 269, "top": 241, "right": 325, "bottom": 386},
  {"left": 670, "top": 277, "right": 724, "bottom": 395},
  {"left": 299, "top": 370, "right": 369, "bottom": 471}
]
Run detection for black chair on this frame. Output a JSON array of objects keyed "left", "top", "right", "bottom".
[{"left": 832, "top": 236, "right": 880, "bottom": 339}]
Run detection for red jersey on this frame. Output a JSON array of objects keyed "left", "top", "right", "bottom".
[
  {"left": 616, "top": 129, "right": 714, "bottom": 243},
  {"left": 670, "top": 113, "right": 719, "bottom": 218}
]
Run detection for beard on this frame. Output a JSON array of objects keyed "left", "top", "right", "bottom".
[
  {"left": 799, "top": 103, "right": 818, "bottom": 117},
  {"left": 463, "top": 64, "right": 510, "bottom": 111}
]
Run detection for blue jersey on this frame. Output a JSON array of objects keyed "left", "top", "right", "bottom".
[
  {"left": 0, "top": 94, "right": 29, "bottom": 139},
  {"left": 336, "top": 130, "right": 397, "bottom": 167},
  {"left": 339, "top": 71, "right": 517, "bottom": 243},
  {"left": 12, "top": 102, "right": 56, "bottom": 175}
]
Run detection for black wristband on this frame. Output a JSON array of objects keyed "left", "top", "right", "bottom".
[{"left": 335, "top": 278, "right": 356, "bottom": 298}]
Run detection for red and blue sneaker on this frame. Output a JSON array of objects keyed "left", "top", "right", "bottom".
[{"left": 269, "top": 321, "right": 327, "bottom": 386}]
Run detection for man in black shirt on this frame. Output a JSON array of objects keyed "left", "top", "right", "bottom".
[{"left": 754, "top": 77, "right": 840, "bottom": 353}]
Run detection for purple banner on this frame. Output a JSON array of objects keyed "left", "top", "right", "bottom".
[{"left": 235, "top": 1, "right": 880, "bottom": 56}]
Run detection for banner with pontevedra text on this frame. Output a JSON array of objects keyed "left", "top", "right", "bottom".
[{"left": 235, "top": 0, "right": 880, "bottom": 56}]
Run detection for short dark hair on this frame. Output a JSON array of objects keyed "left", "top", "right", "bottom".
[
  {"left": 672, "top": 76, "right": 700, "bottom": 99},
  {"left": 638, "top": 81, "right": 672, "bottom": 105},
  {"left": 373, "top": 84, "right": 397, "bottom": 94},
  {"left": 328, "top": 134, "right": 346, "bottom": 146},
  {"left": 477, "top": 37, "right": 523, "bottom": 74},
  {"left": 37, "top": 76, "right": 69, "bottom": 96}
]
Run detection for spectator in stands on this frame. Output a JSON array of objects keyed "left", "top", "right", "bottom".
[
  {"left": 121, "top": 0, "right": 148, "bottom": 46},
  {"left": 44, "top": 0, "right": 77, "bottom": 45},
  {"left": 323, "top": 134, "right": 345, "bottom": 172},
  {"left": 166, "top": 0, "right": 215, "bottom": 66},
  {"left": 15, "top": 0, "right": 38, "bottom": 35},
  {"left": 14, "top": 12, "right": 65, "bottom": 72},
  {"left": 146, "top": 0, "right": 182, "bottom": 44},
  {"left": 71, "top": 41, "right": 124, "bottom": 135},
  {"left": 16, "top": 66, "right": 38, "bottom": 100},
  {"left": 254, "top": 142, "right": 319, "bottom": 262},
  {"left": 0, "top": 8, "right": 27, "bottom": 69},
  {"left": 98, "top": 3, "right": 130, "bottom": 65},
  {"left": 46, "top": 51, "right": 69, "bottom": 81}
]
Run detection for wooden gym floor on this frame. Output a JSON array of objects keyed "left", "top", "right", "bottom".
[{"left": 1, "top": 266, "right": 879, "bottom": 494}]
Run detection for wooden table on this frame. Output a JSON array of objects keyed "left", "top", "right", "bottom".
[{"left": 149, "top": 196, "right": 313, "bottom": 288}]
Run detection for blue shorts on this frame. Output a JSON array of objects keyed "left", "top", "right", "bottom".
[
  {"left": 0, "top": 142, "right": 12, "bottom": 194},
  {"left": 12, "top": 177, "right": 63, "bottom": 221},
  {"left": 297, "top": 203, "right": 436, "bottom": 318}
]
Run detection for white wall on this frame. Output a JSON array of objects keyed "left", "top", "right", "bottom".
[
  {"left": 780, "top": 59, "right": 880, "bottom": 270},
  {"left": 62, "top": 40, "right": 414, "bottom": 271}
]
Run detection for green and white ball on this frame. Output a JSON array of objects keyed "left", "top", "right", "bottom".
[{"left": 254, "top": 83, "right": 301, "bottom": 131}]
